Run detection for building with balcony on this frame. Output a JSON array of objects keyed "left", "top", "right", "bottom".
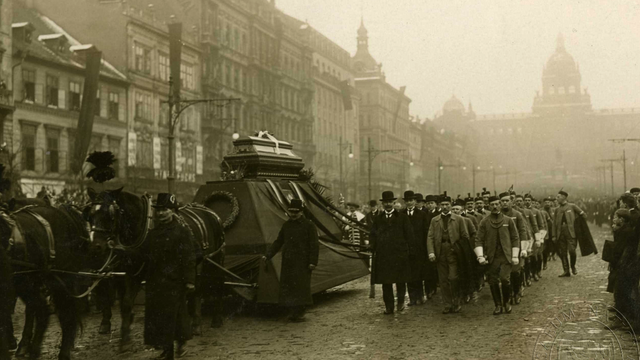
[
  {"left": 0, "top": 0, "right": 15, "bottom": 189},
  {"left": 8, "top": 2, "right": 129, "bottom": 197}
]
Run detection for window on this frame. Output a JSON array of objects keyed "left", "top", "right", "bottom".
[
  {"left": 108, "top": 92, "right": 119, "bottom": 120},
  {"left": 159, "top": 100, "right": 169, "bottom": 127},
  {"left": 23, "top": 69, "right": 36, "bottom": 102},
  {"left": 108, "top": 138, "right": 120, "bottom": 177},
  {"left": 135, "top": 92, "right": 152, "bottom": 120},
  {"left": 134, "top": 42, "right": 151, "bottom": 74},
  {"left": 158, "top": 52, "right": 170, "bottom": 81},
  {"left": 46, "top": 128, "right": 60, "bottom": 173},
  {"left": 136, "top": 138, "right": 153, "bottom": 168},
  {"left": 69, "top": 81, "right": 81, "bottom": 110},
  {"left": 181, "top": 63, "right": 194, "bottom": 90},
  {"left": 46, "top": 75, "right": 59, "bottom": 107},
  {"left": 22, "top": 124, "right": 36, "bottom": 171}
]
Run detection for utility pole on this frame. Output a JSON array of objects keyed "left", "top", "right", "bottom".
[
  {"left": 607, "top": 138, "right": 640, "bottom": 192},
  {"left": 600, "top": 158, "right": 620, "bottom": 196},
  {"left": 338, "top": 136, "right": 353, "bottom": 197},
  {"left": 366, "top": 137, "right": 406, "bottom": 201}
]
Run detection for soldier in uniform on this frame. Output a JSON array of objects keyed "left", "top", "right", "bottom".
[
  {"left": 474, "top": 195, "right": 520, "bottom": 315},
  {"left": 542, "top": 196, "right": 556, "bottom": 270},
  {"left": 370, "top": 191, "right": 414, "bottom": 314},
  {"left": 514, "top": 194, "right": 538, "bottom": 287},
  {"left": 453, "top": 198, "right": 478, "bottom": 303},
  {"left": 499, "top": 192, "right": 529, "bottom": 305},
  {"left": 525, "top": 194, "right": 547, "bottom": 281},
  {"left": 144, "top": 193, "right": 196, "bottom": 360},
  {"left": 264, "top": 199, "right": 320, "bottom": 322},
  {"left": 427, "top": 192, "right": 470, "bottom": 314},
  {"left": 402, "top": 191, "right": 430, "bottom": 306},
  {"left": 475, "top": 194, "right": 488, "bottom": 218},
  {"left": 554, "top": 190, "right": 587, "bottom": 277}
]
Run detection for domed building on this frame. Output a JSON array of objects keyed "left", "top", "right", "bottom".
[
  {"left": 443, "top": 95, "right": 466, "bottom": 115},
  {"left": 532, "top": 33, "right": 592, "bottom": 115}
]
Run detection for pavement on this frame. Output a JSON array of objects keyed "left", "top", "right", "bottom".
[{"left": 12, "top": 223, "right": 638, "bottom": 360}]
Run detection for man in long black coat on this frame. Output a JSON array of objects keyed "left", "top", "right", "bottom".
[
  {"left": 370, "top": 191, "right": 414, "bottom": 314},
  {"left": 264, "top": 199, "right": 319, "bottom": 322},
  {"left": 402, "top": 191, "right": 429, "bottom": 306},
  {"left": 422, "top": 195, "right": 439, "bottom": 299},
  {"left": 144, "top": 193, "right": 196, "bottom": 360},
  {"left": 364, "top": 199, "right": 379, "bottom": 299}
]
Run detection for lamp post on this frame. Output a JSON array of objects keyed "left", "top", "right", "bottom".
[
  {"left": 365, "top": 137, "right": 406, "bottom": 201},
  {"left": 164, "top": 77, "right": 240, "bottom": 193},
  {"left": 437, "top": 157, "right": 466, "bottom": 194},
  {"left": 338, "top": 136, "right": 354, "bottom": 197},
  {"left": 600, "top": 157, "right": 623, "bottom": 196}
]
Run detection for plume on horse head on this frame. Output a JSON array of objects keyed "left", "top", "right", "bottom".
[{"left": 85, "top": 151, "right": 117, "bottom": 183}]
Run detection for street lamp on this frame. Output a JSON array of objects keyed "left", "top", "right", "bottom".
[
  {"left": 338, "top": 136, "right": 354, "bottom": 197},
  {"left": 365, "top": 137, "right": 406, "bottom": 201},
  {"left": 437, "top": 157, "right": 466, "bottom": 194},
  {"left": 472, "top": 165, "right": 493, "bottom": 194},
  {"left": 232, "top": 132, "right": 240, "bottom": 140}
]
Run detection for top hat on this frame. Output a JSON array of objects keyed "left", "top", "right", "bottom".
[
  {"left": 414, "top": 193, "right": 425, "bottom": 203},
  {"left": 288, "top": 199, "right": 303, "bottom": 212},
  {"left": 380, "top": 191, "right": 397, "bottom": 202},
  {"left": 403, "top": 191, "right": 415, "bottom": 201},
  {"left": 153, "top": 193, "right": 178, "bottom": 209},
  {"left": 368, "top": 199, "right": 378, "bottom": 207},
  {"left": 346, "top": 201, "right": 360, "bottom": 209},
  {"left": 558, "top": 190, "right": 569, "bottom": 197}
]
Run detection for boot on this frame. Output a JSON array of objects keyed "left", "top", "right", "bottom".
[
  {"left": 511, "top": 272, "right": 522, "bottom": 305},
  {"left": 543, "top": 254, "right": 548, "bottom": 270},
  {"left": 558, "top": 255, "right": 571, "bottom": 277},
  {"left": 570, "top": 253, "right": 578, "bottom": 275},
  {"left": 397, "top": 296, "right": 406, "bottom": 312},
  {"left": 523, "top": 261, "right": 531, "bottom": 287},
  {"left": 369, "top": 284, "right": 376, "bottom": 299},
  {"left": 502, "top": 283, "right": 512, "bottom": 314},
  {"left": 490, "top": 284, "right": 503, "bottom": 315}
]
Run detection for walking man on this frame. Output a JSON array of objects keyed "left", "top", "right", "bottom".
[
  {"left": 370, "top": 191, "right": 414, "bottom": 314},
  {"left": 264, "top": 199, "right": 319, "bottom": 322},
  {"left": 402, "top": 191, "right": 430, "bottom": 306},
  {"left": 554, "top": 190, "right": 587, "bottom": 277},
  {"left": 499, "top": 192, "right": 529, "bottom": 305},
  {"left": 427, "top": 192, "right": 470, "bottom": 314},
  {"left": 474, "top": 195, "right": 520, "bottom": 315},
  {"left": 145, "top": 193, "right": 196, "bottom": 360}
]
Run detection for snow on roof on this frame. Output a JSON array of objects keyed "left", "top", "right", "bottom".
[
  {"left": 70, "top": 44, "right": 96, "bottom": 52},
  {"left": 39, "top": 15, "right": 127, "bottom": 81},
  {"left": 12, "top": 22, "right": 30, "bottom": 28},
  {"left": 38, "top": 33, "right": 64, "bottom": 41}
]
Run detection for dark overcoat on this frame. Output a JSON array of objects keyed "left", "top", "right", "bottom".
[
  {"left": 403, "top": 208, "right": 429, "bottom": 281},
  {"left": 370, "top": 210, "right": 413, "bottom": 284},
  {"left": 144, "top": 217, "right": 196, "bottom": 347},
  {"left": 266, "top": 216, "right": 319, "bottom": 306},
  {"left": 476, "top": 214, "right": 520, "bottom": 263},
  {"left": 608, "top": 224, "right": 635, "bottom": 292}
]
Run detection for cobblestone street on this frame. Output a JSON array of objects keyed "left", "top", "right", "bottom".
[{"left": 12, "top": 224, "right": 635, "bottom": 360}]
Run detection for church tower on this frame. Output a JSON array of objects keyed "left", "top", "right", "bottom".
[
  {"left": 532, "top": 33, "right": 591, "bottom": 116},
  {"left": 352, "top": 18, "right": 380, "bottom": 76}
]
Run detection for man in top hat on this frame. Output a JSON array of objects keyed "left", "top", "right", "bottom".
[
  {"left": 414, "top": 193, "right": 426, "bottom": 211},
  {"left": 554, "top": 190, "right": 587, "bottom": 277},
  {"left": 370, "top": 191, "right": 414, "bottom": 314},
  {"left": 474, "top": 195, "right": 520, "bottom": 315},
  {"left": 264, "top": 199, "right": 319, "bottom": 322},
  {"left": 402, "top": 191, "right": 430, "bottom": 306},
  {"left": 427, "top": 192, "right": 470, "bottom": 314},
  {"left": 499, "top": 192, "right": 528, "bottom": 305},
  {"left": 145, "top": 193, "right": 196, "bottom": 359}
]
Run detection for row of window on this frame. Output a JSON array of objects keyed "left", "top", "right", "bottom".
[
  {"left": 135, "top": 138, "right": 196, "bottom": 173},
  {"left": 547, "top": 85, "right": 576, "bottom": 95},
  {"left": 21, "top": 124, "right": 120, "bottom": 174},
  {"left": 22, "top": 69, "right": 122, "bottom": 120},
  {"left": 134, "top": 43, "right": 195, "bottom": 90},
  {"left": 133, "top": 91, "right": 198, "bottom": 131}
]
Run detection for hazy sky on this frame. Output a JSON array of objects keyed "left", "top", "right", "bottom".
[{"left": 276, "top": 0, "right": 640, "bottom": 118}]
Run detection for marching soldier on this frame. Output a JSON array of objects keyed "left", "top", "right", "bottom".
[
  {"left": 427, "top": 192, "right": 470, "bottom": 314},
  {"left": 474, "top": 195, "right": 520, "bottom": 315},
  {"left": 402, "top": 191, "right": 430, "bottom": 306},
  {"left": 499, "top": 192, "right": 529, "bottom": 305},
  {"left": 554, "top": 190, "right": 587, "bottom": 277},
  {"left": 461, "top": 195, "right": 479, "bottom": 230},
  {"left": 514, "top": 194, "right": 538, "bottom": 287},
  {"left": 481, "top": 188, "right": 492, "bottom": 210},
  {"left": 370, "top": 191, "right": 414, "bottom": 314},
  {"left": 475, "top": 194, "right": 488, "bottom": 218},
  {"left": 452, "top": 198, "right": 479, "bottom": 303},
  {"left": 542, "top": 196, "right": 556, "bottom": 270},
  {"left": 144, "top": 193, "right": 196, "bottom": 360},
  {"left": 525, "top": 194, "right": 547, "bottom": 280}
]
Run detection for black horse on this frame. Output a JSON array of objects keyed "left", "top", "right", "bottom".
[
  {"left": 85, "top": 188, "right": 225, "bottom": 351},
  {"left": 0, "top": 243, "right": 14, "bottom": 360},
  {"left": 0, "top": 200, "right": 95, "bottom": 360}
]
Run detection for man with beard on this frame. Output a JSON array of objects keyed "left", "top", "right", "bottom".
[
  {"left": 542, "top": 196, "right": 556, "bottom": 270},
  {"left": 461, "top": 194, "right": 479, "bottom": 230},
  {"left": 499, "top": 192, "right": 529, "bottom": 305},
  {"left": 145, "top": 193, "right": 196, "bottom": 360},
  {"left": 475, "top": 194, "right": 488, "bottom": 218},
  {"left": 474, "top": 195, "right": 520, "bottom": 315},
  {"left": 428, "top": 192, "right": 470, "bottom": 314},
  {"left": 554, "top": 190, "right": 587, "bottom": 277},
  {"left": 370, "top": 191, "right": 414, "bottom": 314},
  {"left": 525, "top": 194, "right": 547, "bottom": 281},
  {"left": 264, "top": 199, "right": 320, "bottom": 322},
  {"left": 402, "top": 191, "right": 430, "bottom": 306}
]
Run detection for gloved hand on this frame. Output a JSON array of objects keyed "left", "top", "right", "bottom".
[
  {"left": 512, "top": 257, "right": 519, "bottom": 265},
  {"left": 428, "top": 253, "right": 436, "bottom": 262},
  {"left": 535, "top": 240, "right": 542, "bottom": 248},
  {"left": 521, "top": 249, "right": 527, "bottom": 258},
  {"left": 186, "top": 283, "right": 195, "bottom": 293},
  {"left": 477, "top": 256, "right": 488, "bottom": 265}
]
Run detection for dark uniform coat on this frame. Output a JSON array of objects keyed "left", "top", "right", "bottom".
[
  {"left": 403, "top": 207, "right": 429, "bottom": 281},
  {"left": 476, "top": 214, "right": 520, "bottom": 263},
  {"left": 266, "top": 216, "right": 320, "bottom": 306},
  {"left": 144, "top": 217, "right": 197, "bottom": 347},
  {"left": 370, "top": 210, "right": 414, "bottom": 284}
]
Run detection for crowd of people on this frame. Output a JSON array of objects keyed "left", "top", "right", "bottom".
[{"left": 337, "top": 188, "right": 593, "bottom": 316}]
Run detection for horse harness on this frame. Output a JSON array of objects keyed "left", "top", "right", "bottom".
[{"left": 2, "top": 206, "right": 56, "bottom": 261}]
